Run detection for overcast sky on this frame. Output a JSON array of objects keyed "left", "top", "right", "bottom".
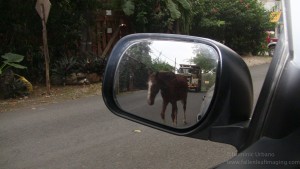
[
  {"left": 150, "top": 41, "right": 196, "bottom": 68},
  {"left": 149, "top": 40, "right": 218, "bottom": 70}
]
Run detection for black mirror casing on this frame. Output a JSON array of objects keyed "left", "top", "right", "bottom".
[{"left": 102, "top": 33, "right": 253, "bottom": 148}]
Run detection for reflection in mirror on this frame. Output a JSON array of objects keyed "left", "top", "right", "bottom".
[{"left": 115, "top": 40, "right": 219, "bottom": 128}]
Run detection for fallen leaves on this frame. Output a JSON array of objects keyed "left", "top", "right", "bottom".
[{"left": 133, "top": 129, "right": 142, "bottom": 133}]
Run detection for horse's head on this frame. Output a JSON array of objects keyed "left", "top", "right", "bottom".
[{"left": 147, "top": 72, "right": 160, "bottom": 105}]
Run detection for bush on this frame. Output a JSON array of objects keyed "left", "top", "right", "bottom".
[
  {"left": 0, "top": 53, "right": 32, "bottom": 99},
  {"left": 51, "top": 56, "right": 79, "bottom": 85},
  {"left": 0, "top": 69, "right": 32, "bottom": 99},
  {"left": 77, "top": 52, "right": 106, "bottom": 75},
  {"left": 190, "top": 0, "right": 273, "bottom": 55},
  {"left": 51, "top": 53, "right": 106, "bottom": 85}
]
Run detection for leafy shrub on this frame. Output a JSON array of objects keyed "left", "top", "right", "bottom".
[
  {"left": 190, "top": 0, "right": 273, "bottom": 55},
  {"left": 51, "top": 54, "right": 107, "bottom": 85},
  {"left": 0, "top": 69, "right": 32, "bottom": 99},
  {"left": 51, "top": 56, "right": 79, "bottom": 85},
  {"left": 78, "top": 56, "right": 106, "bottom": 75},
  {"left": 0, "top": 53, "right": 32, "bottom": 99},
  {"left": 0, "top": 53, "right": 27, "bottom": 75}
]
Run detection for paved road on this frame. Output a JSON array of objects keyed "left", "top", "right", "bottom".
[
  {"left": 117, "top": 90, "right": 205, "bottom": 127},
  {"left": 249, "top": 63, "right": 270, "bottom": 109},
  {"left": 0, "top": 64, "right": 270, "bottom": 169}
]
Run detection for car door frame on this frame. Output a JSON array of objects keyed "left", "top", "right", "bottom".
[{"left": 242, "top": 0, "right": 300, "bottom": 150}]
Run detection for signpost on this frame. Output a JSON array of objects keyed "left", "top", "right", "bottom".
[{"left": 36, "top": 0, "right": 51, "bottom": 95}]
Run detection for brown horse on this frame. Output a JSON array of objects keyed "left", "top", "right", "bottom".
[{"left": 147, "top": 71, "right": 188, "bottom": 125}]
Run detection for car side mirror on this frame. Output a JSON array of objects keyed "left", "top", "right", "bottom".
[{"left": 102, "top": 33, "right": 253, "bottom": 147}]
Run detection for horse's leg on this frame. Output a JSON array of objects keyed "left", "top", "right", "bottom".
[
  {"left": 171, "top": 102, "right": 178, "bottom": 126},
  {"left": 161, "top": 100, "right": 168, "bottom": 124},
  {"left": 182, "top": 99, "right": 187, "bottom": 125}
]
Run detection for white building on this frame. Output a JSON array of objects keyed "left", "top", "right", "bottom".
[
  {"left": 260, "top": 0, "right": 282, "bottom": 39},
  {"left": 260, "top": 0, "right": 281, "bottom": 11}
]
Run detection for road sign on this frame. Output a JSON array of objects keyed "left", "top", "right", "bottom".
[{"left": 35, "top": 0, "right": 51, "bottom": 23}]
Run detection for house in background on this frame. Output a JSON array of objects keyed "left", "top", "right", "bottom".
[
  {"left": 80, "top": 0, "right": 130, "bottom": 59},
  {"left": 260, "top": 0, "right": 283, "bottom": 39},
  {"left": 260, "top": 0, "right": 281, "bottom": 11},
  {"left": 260, "top": 0, "right": 283, "bottom": 56}
]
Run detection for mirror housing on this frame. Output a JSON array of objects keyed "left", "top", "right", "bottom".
[{"left": 102, "top": 33, "right": 253, "bottom": 147}]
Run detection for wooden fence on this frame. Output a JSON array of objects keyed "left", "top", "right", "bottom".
[{"left": 89, "top": 10, "right": 130, "bottom": 58}]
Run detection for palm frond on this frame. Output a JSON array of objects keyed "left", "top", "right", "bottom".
[
  {"left": 174, "top": 0, "right": 191, "bottom": 10},
  {"left": 122, "top": 0, "right": 135, "bottom": 16},
  {"left": 166, "top": 0, "right": 181, "bottom": 19}
]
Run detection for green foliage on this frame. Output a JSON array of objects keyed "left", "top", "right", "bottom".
[
  {"left": 47, "top": 0, "right": 101, "bottom": 58},
  {"left": 151, "top": 58, "right": 174, "bottom": 72},
  {"left": 166, "top": 0, "right": 181, "bottom": 19},
  {"left": 51, "top": 56, "right": 79, "bottom": 85},
  {"left": 0, "top": 53, "right": 31, "bottom": 99},
  {"left": 0, "top": 1, "right": 40, "bottom": 55},
  {"left": 78, "top": 53, "right": 106, "bottom": 75},
  {"left": 0, "top": 0, "right": 102, "bottom": 82},
  {"left": 191, "top": 54, "right": 216, "bottom": 73},
  {"left": 176, "top": 0, "right": 192, "bottom": 10},
  {"left": 51, "top": 53, "right": 106, "bottom": 85},
  {"left": 0, "top": 59, "right": 32, "bottom": 99},
  {"left": 190, "top": 0, "right": 272, "bottom": 55},
  {"left": 0, "top": 0, "right": 274, "bottom": 85},
  {"left": 0, "top": 53, "right": 27, "bottom": 75},
  {"left": 124, "top": 0, "right": 192, "bottom": 34},
  {"left": 0, "top": 71, "right": 31, "bottom": 99},
  {"left": 118, "top": 41, "right": 175, "bottom": 92},
  {"left": 118, "top": 42, "right": 152, "bottom": 91},
  {"left": 202, "top": 72, "right": 216, "bottom": 91},
  {"left": 191, "top": 44, "right": 218, "bottom": 73},
  {"left": 123, "top": 0, "right": 135, "bottom": 16},
  {"left": 2, "top": 53, "right": 24, "bottom": 63}
]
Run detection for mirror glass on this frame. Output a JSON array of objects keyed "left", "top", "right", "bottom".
[{"left": 114, "top": 40, "right": 218, "bottom": 128}]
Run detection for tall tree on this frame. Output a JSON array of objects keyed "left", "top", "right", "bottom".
[
  {"left": 190, "top": 0, "right": 273, "bottom": 55},
  {"left": 152, "top": 58, "right": 174, "bottom": 72},
  {"left": 115, "top": 0, "right": 192, "bottom": 34},
  {"left": 118, "top": 41, "right": 152, "bottom": 90}
]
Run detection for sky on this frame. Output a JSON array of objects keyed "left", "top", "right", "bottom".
[
  {"left": 149, "top": 40, "right": 218, "bottom": 70},
  {"left": 150, "top": 41, "right": 197, "bottom": 68}
]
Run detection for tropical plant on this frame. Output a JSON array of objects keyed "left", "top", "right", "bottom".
[
  {"left": 0, "top": 0, "right": 102, "bottom": 83},
  {"left": 151, "top": 58, "right": 174, "bottom": 72},
  {"left": 111, "top": 0, "right": 135, "bottom": 16},
  {"left": 51, "top": 56, "right": 79, "bottom": 85},
  {"left": 0, "top": 53, "right": 27, "bottom": 75},
  {"left": 0, "top": 73, "right": 33, "bottom": 99},
  {"left": 117, "top": 0, "right": 192, "bottom": 34},
  {"left": 77, "top": 52, "right": 107, "bottom": 75},
  {"left": 0, "top": 53, "right": 32, "bottom": 99}
]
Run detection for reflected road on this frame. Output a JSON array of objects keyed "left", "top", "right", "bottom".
[{"left": 117, "top": 91, "right": 205, "bottom": 127}]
